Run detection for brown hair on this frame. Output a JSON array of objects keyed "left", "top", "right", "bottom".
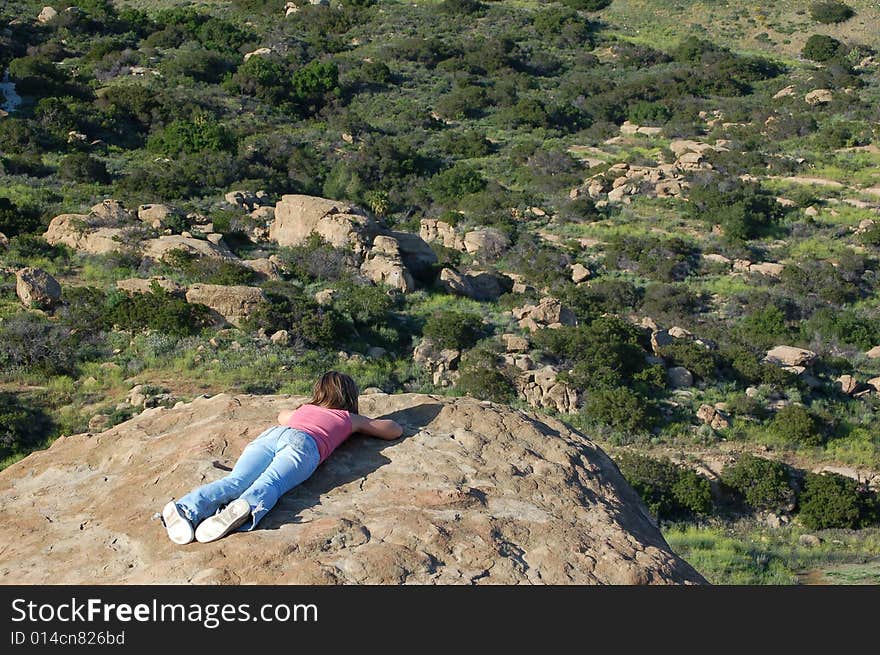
[{"left": 309, "top": 371, "right": 359, "bottom": 414}]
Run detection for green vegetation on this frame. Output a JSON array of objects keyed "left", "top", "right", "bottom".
[{"left": 2, "top": 0, "right": 880, "bottom": 582}]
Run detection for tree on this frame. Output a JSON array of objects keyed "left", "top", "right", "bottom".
[
  {"left": 809, "top": 2, "right": 855, "bottom": 24},
  {"left": 802, "top": 34, "right": 843, "bottom": 62}
]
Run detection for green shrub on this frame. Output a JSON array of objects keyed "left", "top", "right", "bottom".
[
  {"left": 801, "top": 308, "right": 880, "bottom": 351},
  {"left": 456, "top": 347, "right": 516, "bottom": 404},
  {"left": 798, "top": 472, "right": 876, "bottom": 529},
  {"left": 0, "top": 392, "right": 55, "bottom": 463},
  {"left": 0, "top": 312, "right": 84, "bottom": 376},
  {"left": 533, "top": 316, "right": 652, "bottom": 392},
  {"left": 769, "top": 405, "right": 823, "bottom": 447},
  {"left": 146, "top": 112, "right": 236, "bottom": 156},
  {"left": 720, "top": 454, "right": 797, "bottom": 513},
  {"left": 103, "top": 285, "right": 214, "bottom": 337},
  {"left": 58, "top": 153, "right": 111, "bottom": 184},
  {"left": 687, "top": 175, "right": 781, "bottom": 243},
  {"left": 440, "top": 0, "right": 485, "bottom": 15},
  {"left": 0, "top": 197, "right": 42, "bottom": 237},
  {"left": 616, "top": 452, "right": 713, "bottom": 519},
  {"left": 583, "top": 386, "right": 656, "bottom": 433},
  {"left": 242, "top": 283, "right": 340, "bottom": 347},
  {"left": 162, "top": 248, "right": 260, "bottom": 285},
  {"left": 657, "top": 341, "right": 717, "bottom": 381},
  {"left": 809, "top": 2, "right": 855, "bottom": 24},
  {"left": 605, "top": 235, "right": 696, "bottom": 282},
  {"left": 802, "top": 34, "right": 843, "bottom": 62},
  {"left": 276, "top": 233, "right": 352, "bottom": 283},
  {"left": 427, "top": 164, "right": 487, "bottom": 205},
  {"left": 423, "top": 310, "right": 485, "bottom": 350},
  {"left": 562, "top": 0, "right": 612, "bottom": 10}
]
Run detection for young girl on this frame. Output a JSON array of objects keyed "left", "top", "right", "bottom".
[{"left": 161, "top": 371, "right": 403, "bottom": 544}]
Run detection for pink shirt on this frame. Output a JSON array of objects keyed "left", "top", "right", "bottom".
[{"left": 285, "top": 404, "right": 353, "bottom": 463}]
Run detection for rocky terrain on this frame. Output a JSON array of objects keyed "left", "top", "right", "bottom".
[{"left": 0, "top": 392, "right": 704, "bottom": 584}]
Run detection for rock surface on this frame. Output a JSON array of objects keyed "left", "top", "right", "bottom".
[
  {"left": 15, "top": 267, "right": 62, "bottom": 309},
  {"left": 184, "top": 284, "right": 268, "bottom": 327},
  {"left": 0, "top": 393, "right": 705, "bottom": 584}
]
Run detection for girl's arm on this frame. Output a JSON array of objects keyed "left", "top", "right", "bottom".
[
  {"left": 350, "top": 413, "right": 403, "bottom": 440},
  {"left": 277, "top": 409, "right": 294, "bottom": 425}
]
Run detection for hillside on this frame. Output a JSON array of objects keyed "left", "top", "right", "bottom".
[{"left": 1, "top": 0, "right": 880, "bottom": 583}]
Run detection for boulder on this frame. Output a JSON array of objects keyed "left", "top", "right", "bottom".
[
  {"left": 836, "top": 375, "right": 862, "bottom": 396},
  {"left": 16, "top": 267, "right": 61, "bottom": 309},
  {"left": 383, "top": 230, "right": 437, "bottom": 280},
  {"left": 651, "top": 330, "right": 674, "bottom": 353},
  {"left": 37, "top": 6, "right": 57, "bottom": 23},
  {"left": 501, "top": 333, "right": 530, "bottom": 353},
  {"left": 439, "top": 268, "right": 511, "bottom": 301},
  {"left": 512, "top": 297, "right": 577, "bottom": 331},
  {"left": 764, "top": 346, "right": 817, "bottom": 368},
  {"left": 314, "top": 288, "right": 335, "bottom": 305},
  {"left": 419, "top": 218, "right": 464, "bottom": 251},
  {"left": 413, "top": 338, "right": 460, "bottom": 387},
  {"left": 116, "top": 276, "right": 184, "bottom": 296},
  {"left": 184, "top": 284, "right": 268, "bottom": 327},
  {"left": 90, "top": 199, "right": 132, "bottom": 224},
  {"left": 667, "top": 367, "right": 693, "bottom": 389},
  {"left": 696, "top": 404, "right": 731, "bottom": 430},
  {"left": 515, "top": 366, "right": 579, "bottom": 414},
  {"left": 570, "top": 263, "right": 591, "bottom": 284},
  {"left": 359, "top": 236, "right": 415, "bottom": 292},
  {"left": 805, "top": 89, "right": 833, "bottom": 105},
  {"left": 141, "top": 235, "right": 236, "bottom": 262},
  {"left": 269, "top": 195, "right": 376, "bottom": 263},
  {"left": 0, "top": 232, "right": 7, "bottom": 249},
  {"left": 43, "top": 214, "right": 132, "bottom": 255},
  {"left": 88, "top": 414, "right": 111, "bottom": 432},
  {"left": 462, "top": 227, "right": 510, "bottom": 259},
  {"left": 240, "top": 258, "right": 282, "bottom": 280},
  {"left": 0, "top": 392, "right": 705, "bottom": 584},
  {"left": 865, "top": 346, "right": 880, "bottom": 359},
  {"left": 773, "top": 85, "right": 796, "bottom": 100},
  {"left": 270, "top": 330, "right": 290, "bottom": 345},
  {"left": 137, "top": 204, "right": 181, "bottom": 229},
  {"left": 749, "top": 262, "right": 784, "bottom": 277},
  {"left": 243, "top": 47, "right": 272, "bottom": 61}
]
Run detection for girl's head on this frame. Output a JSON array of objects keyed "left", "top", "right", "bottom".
[{"left": 309, "top": 371, "right": 359, "bottom": 414}]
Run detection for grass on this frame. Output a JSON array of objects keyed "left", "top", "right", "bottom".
[{"left": 664, "top": 521, "right": 880, "bottom": 585}]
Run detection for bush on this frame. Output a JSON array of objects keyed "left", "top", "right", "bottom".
[
  {"left": 146, "top": 112, "right": 236, "bottom": 156},
  {"left": 0, "top": 392, "right": 54, "bottom": 463},
  {"left": 809, "top": 2, "right": 855, "bottom": 24},
  {"left": 769, "top": 405, "right": 824, "bottom": 447},
  {"left": 440, "top": 0, "right": 485, "bottom": 14},
  {"left": 802, "top": 34, "right": 843, "bottom": 63},
  {"left": 456, "top": 347, "right": 516, "bottom": 404},
  {"left": 427, "top": 164, "right": 487, "bottom": 205},
  {"left": 616, "top": 452, "right": 713, "bottom": 520},
  {"left": 798, "top": 472, "right": 876, "bottom": 529},
  {"left": 246, "top": 286, "right": 340, "bottom": 346},
  {"left": 582, "top": 386, "right": 656, "bottom": 433},
  {"left": 562, "top": 0, "right": 612, "bottom": 10},
  {"left": 686, "top": 175, "right": 781, "bottom": 243},
  {"left": 162, "top": 248, "right": 260, "bottom": 285},
  {"left": 657, "top": 341, "right": 717, "bottom": 381},
  {"left": 0, "top": 312, "right": 83, "bottom": 376},
  {"left": 103, "top": 285, "right": 214, "bottom": 337},
  {"left": 720, "top": 454, "right": 797, "bottom": 513},
  {"left": 605, "top": 235, "right": 696, "bottom": 282},
  {"left": 533, "top": 316, "right": 652, "bottom": 392},
  {"left": 0, "top": 198, "right": 43, "bottom": 237},
  {"left": 423, "top": 310, "right": 485, "bottom": 350},
  {"left": 58, "top": 153, "right": 111, "bottom": 184},
  {"left": 277, "top": 233, "right": 352, "bottom": 283}
]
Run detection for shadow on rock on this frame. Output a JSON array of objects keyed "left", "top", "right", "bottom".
[{"left": 259, "top": 402, "right": 444, "bottom": 530}]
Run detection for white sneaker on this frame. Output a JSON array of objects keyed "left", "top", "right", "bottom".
[
  {"left": 162, "top": 501, "right": 194, "bottom": 545},
  {"left": 194, "top": 499, "right": 252, "bottom": 543}
]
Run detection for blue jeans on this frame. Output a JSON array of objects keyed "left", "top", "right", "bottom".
[{"left": 176, "top": 425, "right": 321, "bottom": 532}]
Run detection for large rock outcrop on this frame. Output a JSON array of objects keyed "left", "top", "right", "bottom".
[
  {"left": 0, "top": 393, "right": 705, "bottom": 585},
  {"left": 269, "top": 194, "right": 377, "bottom": 260}
]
